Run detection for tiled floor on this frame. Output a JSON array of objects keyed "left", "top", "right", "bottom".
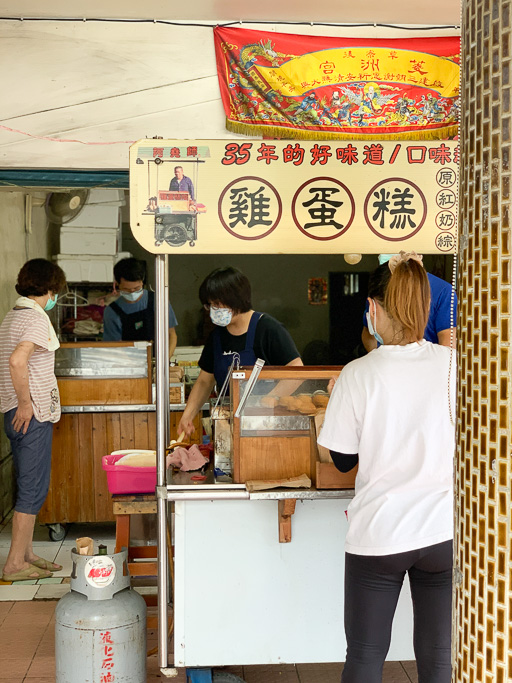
[
  {"left": 0, "top": 513, "right": 418, "bottom": 682},
  {"left": 0, "top": 601, "right": 419, "bottom": 683},
  {"left": 0, "top": 513, "right": 119, "bottom": 600}
]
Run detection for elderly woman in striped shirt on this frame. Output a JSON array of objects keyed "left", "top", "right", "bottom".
[{"left": 0, "top": 259, "right": 66, "bottom": 582}]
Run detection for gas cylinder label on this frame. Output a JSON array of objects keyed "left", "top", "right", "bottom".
[{"left": 84, "top": 556, "right": 116, "bottom": 588}]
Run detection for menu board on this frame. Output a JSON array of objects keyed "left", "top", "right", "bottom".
[{"left": 129, "top": 139, "right": 458, "bottom": 255}]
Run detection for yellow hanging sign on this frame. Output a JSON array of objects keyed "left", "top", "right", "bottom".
[{"left": 129, "top": 139, "right": 458, "bottom": 255}]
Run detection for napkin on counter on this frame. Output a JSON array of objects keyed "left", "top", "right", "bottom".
[{"left": 166, "top": 444, "right": 208, "bottom": 472}]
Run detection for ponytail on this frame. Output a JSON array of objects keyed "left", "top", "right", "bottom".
[{"left": 384, "top": 259, "right": 430, "bottom": 342}]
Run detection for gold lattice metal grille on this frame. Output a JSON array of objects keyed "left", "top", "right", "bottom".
[{"left": 456, "top": 2, "right": 512, "bottom": 682}]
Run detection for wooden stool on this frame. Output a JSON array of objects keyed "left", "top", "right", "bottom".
[
  {"left": 112, "top": 494, "right": 174, "bottom": 652},
  {"left": 113, "top": 494, "right": 158, "bottom": 607}
]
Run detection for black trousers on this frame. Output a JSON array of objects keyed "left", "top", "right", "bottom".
[{"left": 342, "top": 540, "right": 453, "bottom": 683}]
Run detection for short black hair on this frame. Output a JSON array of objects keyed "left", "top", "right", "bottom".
[
  {"left": 15, "top": 259, "right": 66, "bottom": 297},
  {"left": 113, "top": 258, "right": 146, "bottom": 284},
  {"left": 199, "top": 267, "right": 252, "bottom": 314}
]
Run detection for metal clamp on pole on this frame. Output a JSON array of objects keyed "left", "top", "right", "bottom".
[
  {"left": 156, "top": 485, "right": 168, "bottom": 500},
  {"left": 212, "top": 352, "right": 240, "bottom": 417},
  {"left": 234, "top": 358, "right": 265, "bottom": 418}
]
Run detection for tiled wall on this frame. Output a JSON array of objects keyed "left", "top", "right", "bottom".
[{"left": 456, "top": 2, "right": 512, "bottom": 681}]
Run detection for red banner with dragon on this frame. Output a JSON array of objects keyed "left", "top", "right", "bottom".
[{"left": 214, "top": 27, "right": 460, "bottom": 141}]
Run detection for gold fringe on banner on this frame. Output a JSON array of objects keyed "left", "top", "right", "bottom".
[{"left": 226, "top": 119, "right": 458, "bottom": 142}]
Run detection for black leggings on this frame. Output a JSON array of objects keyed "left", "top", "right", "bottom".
[{"left": 342, "top": 540, "right": 453, "bottom": 683}]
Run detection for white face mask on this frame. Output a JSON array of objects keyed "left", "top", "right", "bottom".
[
  {"left": 120, "top": 289, "right": 143, "bottom": 302},
  {"left": 210, "top": 306, "right": 233, "bottom": 327}
]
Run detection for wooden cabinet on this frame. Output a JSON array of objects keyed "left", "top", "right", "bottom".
[
  {"left": 231, "top": 366, "right": 355, "bottom": 490},
  {"left": 58, "top": 377, "right": 152, "bottom": 406},
  {"left": 38, "top": 410, "right": 201, "bottom": 524}
]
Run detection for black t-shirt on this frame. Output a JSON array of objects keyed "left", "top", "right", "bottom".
[{"left": 198, "top": 313, "right": 300, "bottom": 374}]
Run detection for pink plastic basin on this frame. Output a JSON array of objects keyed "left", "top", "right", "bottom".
[{"left": 102, "top": 453, "right": 156, "bottom": 495}]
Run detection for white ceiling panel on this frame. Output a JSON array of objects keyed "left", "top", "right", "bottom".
[
  {"left": 0, "top": 1, "right": 461, "bottom": 27},
  {"left": 0, "top": 4, "right": 461, "bottom": 170}
]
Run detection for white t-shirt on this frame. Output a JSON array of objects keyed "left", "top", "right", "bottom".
[
  {"left": 0, "top": 309, "right": 61, "bottom": 423},
  {"left": 318, "top": 340, "right": 455, "bottom": 556}
]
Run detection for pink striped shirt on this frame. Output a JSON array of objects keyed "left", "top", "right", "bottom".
[{"left": 0, "top": 309, "right": 60, "bottom": 423}]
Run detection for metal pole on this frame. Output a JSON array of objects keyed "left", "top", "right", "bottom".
[
  {"left": 163, "top": 255, "right": 170, "bottom": 445},
  {"left": 155, "top": 254, "right": 170, "bottom": 669},
  {"left": 162, "top": 255, "right": 172, "bottom": 633}
]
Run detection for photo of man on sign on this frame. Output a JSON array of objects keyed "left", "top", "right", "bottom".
[{"left": 139, "top": 151, "right": 207, "bottom": 249}]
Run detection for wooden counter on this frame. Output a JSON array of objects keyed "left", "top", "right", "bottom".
[
  {"left": 38, "top": 409, "right": 201, "bottom": 525},
  {"left": 39, "top": 342, "right": 203, "bottom": 527}
]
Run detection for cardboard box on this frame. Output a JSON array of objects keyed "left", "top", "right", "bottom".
[
  {"left": 169, "top": 382, "right": 185, "bottom": 404},
  {"left": 169, "top": 366, "right": 185, "bottom": 382}
]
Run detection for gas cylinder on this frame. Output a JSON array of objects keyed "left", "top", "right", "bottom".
[{"left": 55, "top": 548, "right": 146, "bottom": 682}]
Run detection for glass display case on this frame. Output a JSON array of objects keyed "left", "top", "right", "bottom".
[
  {"left": 55, "top": 342, "right": 152, "bottom": 405},
  {"left": 55, "top": 342, "right": 150, "bottom": 378},
  {"left": 229, "top": 366, "right": 356, "bottom": 489}
]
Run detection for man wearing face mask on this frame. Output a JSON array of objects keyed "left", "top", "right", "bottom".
[
  {"left": 362, "top": 253, "right": 457, "bottom": 353},
  {"left": 178, "top": 266, "right": 302, "bottom": 438},
  {"left": 103, "top": 257, "right": 178, "bottom": 355}
]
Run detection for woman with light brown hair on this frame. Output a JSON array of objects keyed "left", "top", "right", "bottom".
[{"left": 319, "top": 252, "right": 455, "bottom": 683}]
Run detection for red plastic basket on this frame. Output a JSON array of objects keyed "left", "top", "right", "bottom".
[{"left": 101, "top": 453, "right": 156, "bottom": 495}]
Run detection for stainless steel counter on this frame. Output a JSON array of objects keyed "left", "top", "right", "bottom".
[
  {"left": 61, "top": 403, "right": 210, "bottom": 413},
  {"left": 165, "top": 463, "right": 355, "bottom": 501},
  {"left": 165, "top": 484, "right": 354, "bottom": 502},
  {"left": 248, "top": 488, "right": 354, "bottom": 500}
]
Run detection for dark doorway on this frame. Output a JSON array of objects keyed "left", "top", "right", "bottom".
[{"left": 329, "top": 271, "right": 370, "bottom": 364}]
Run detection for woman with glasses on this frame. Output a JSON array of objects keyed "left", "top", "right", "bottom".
[{"left": 178, "top": 266, "right": 302, "bottom": 438}]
